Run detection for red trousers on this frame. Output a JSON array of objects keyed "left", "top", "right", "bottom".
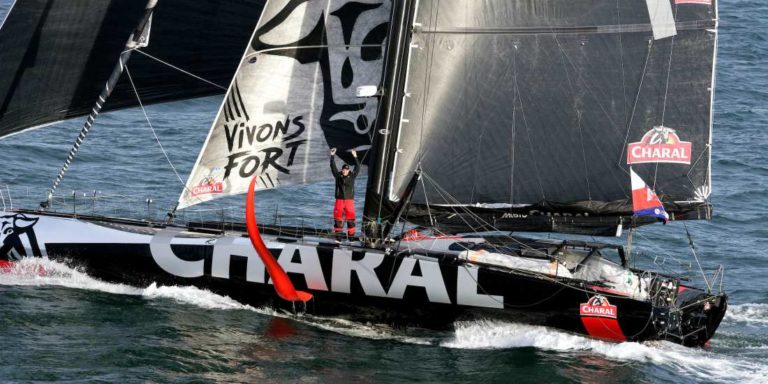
[{"left": 333, "top": 199, "right": 356, "bottom": 235}]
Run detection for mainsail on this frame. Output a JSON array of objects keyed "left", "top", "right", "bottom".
[
  {"left": 375, "top": 0, "right": 718, "bottom": 235},
  {"left": 178, "top": 0, "right": 392, "bottom": 209},
  {"left": 0, "top": 0, "right": 266, "bottom": 138}
]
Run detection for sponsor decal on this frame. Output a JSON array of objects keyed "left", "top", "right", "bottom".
[
  {"left": 580, "top": 295, "right": 618, "bottom": 319},
  {"left": 579, "top": 294, "right": 626, "bottom": 341},
  {"left": 217, "top": 2, "right": 389, "bottom": 183},
  {"left": 150, "top": 230, "right": 505, "bottom": 309},
  {"left": 0, "top": 214, "right": 43, "bottom": 261},
  {"left": 191, "top": 176, "right": 224, "bottom": 197},
  {"left": 627, "top": 126, "right": 692, "bottom": 165}
]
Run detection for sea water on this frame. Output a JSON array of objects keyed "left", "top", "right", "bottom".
[{"left": 1, "top": 1, "right": 767, "bottom": 382}]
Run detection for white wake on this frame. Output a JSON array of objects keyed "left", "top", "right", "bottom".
[
  {"left": 3, "top": 258, "right": 767, "bottom": 383},
  {"left": 0, "top": 258, "right": 428, "bottom": 344},
  {"left": 0, "top": 258, "right": 254, "bottom": 311},
  {"left": 442, "top": 320, "right": 768, "bottom": 383},
  {"left": 723, "top": 303, "right": 768, "bottom": 326}
]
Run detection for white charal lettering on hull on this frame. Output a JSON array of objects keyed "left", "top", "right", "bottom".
[
  {"left": 330, "top": 249, "right": 387, "bottom": 297},
  {"left": 277, "top": 245, "right": 329, "bottom": 291},
  {"left": 211, "top": 237, "right": 266, "bottom": 283},
  {"left": 456, "top": 265, "right": 504, "bottom": 309},
  {"left": 149, "top": 235, "right": 504, "bottom": 309},
  {"left": 149, "top": 229, "right": 204, "bottom": 278},
  {"left": 387, "top": 258, "right": 451, "bottom": 304}
]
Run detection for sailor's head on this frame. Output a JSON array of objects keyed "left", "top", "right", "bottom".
[{"left": 341, "top": 164, "right": 351, "bottom": 175}]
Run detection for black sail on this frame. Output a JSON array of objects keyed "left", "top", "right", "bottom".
[
  {"left": 0, "top": 0, "right": 266, "bottom": 139},
  {"left": 379, "top": 0, "right": 717, "bottom": 235}
]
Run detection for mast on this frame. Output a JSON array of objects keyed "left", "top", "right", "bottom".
[
  {"left": 363, "top": 0, "right": 415, "bottom": 242},
  {"left": 44, "top": 0, "right": 159, "bottom": 206}
]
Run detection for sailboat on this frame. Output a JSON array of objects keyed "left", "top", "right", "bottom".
[{"left": 0, "top": 0, "right": 727, "bottom": 347}]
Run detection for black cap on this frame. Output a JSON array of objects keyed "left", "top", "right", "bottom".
[{"left": 342, "top": 164, "right": 350, "bottom": 170}]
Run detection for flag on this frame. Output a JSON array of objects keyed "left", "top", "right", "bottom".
[{"left": 630, "top": 168, "right": 669, "bottom": 223}]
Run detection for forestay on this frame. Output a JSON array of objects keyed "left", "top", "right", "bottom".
[
  {"left": 388, "top": 0, "right": 717, "bottom": 226},
  {"left": 179, "top": 0, "right": 391, "bottom": 209}
]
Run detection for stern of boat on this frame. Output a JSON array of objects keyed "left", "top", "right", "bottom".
[{"left": 671, "top": 286, "right": 728, "bottom": 347}]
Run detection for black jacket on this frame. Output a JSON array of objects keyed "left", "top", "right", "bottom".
[{"left": 330, "top": 155, "right": 360, "bottom": 199}]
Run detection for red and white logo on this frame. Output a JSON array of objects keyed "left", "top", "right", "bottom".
[
  {"left": 580, "top": 295, "right": 618, "bottom": 319},
  {"left": 191, "top": 176, "right": 224, "bottom": 197},
  {"left": 627, "top": 126, "right": 692, "bottom": 165}
]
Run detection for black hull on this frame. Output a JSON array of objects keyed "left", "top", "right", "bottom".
[{"left": 1, "top": 210, "right": 727, "bottom": 347}]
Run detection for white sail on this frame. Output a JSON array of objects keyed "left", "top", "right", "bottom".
[{"left": 178, "top": 0, "right": 391, "bottom": 209}]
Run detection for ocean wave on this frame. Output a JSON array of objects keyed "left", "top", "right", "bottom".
[
  {"left": 723, "top": 303, "right": 768, "bottom": 326},
  {"left": 0, "top": 258, "right": 429, "bottom": 344},
  {"left": 4, "top": 258, "right": 768, "bottom": 383},
  {"left": 442, "top": 320, "right": 768, "bottom": 383},
  {"left": 0, "top": 258, "right": 253, "bottom": 311}
]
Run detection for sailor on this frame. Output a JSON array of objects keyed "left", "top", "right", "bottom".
[{"left": 330, "top": 148, "right": 360, "bottom": 237}]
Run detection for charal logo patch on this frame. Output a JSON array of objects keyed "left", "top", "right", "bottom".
[
  {"left": 627, "top": 126, "right": 692, "bottom": 165},
  {"left": 191, "top": 176, "right": 224, "bottom": 197},
  {"left": 580, "top": 295, "right": 618, "bottom": 319},
  {"left": 0, "top": 214, "right": 43, "bottom": 261}
]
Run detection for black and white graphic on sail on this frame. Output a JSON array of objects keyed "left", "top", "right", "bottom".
[
  {"left": 385, "top": 0, "right": 717, "bottom": 233},
  {"left": 179, "top": 0, "right": 391, "bottom": 209}
]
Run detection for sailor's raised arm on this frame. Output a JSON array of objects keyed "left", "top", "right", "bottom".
[
  {"left": 351, "top": 150, "right": 361, "bottom": 177},
  {"left": 330, "top": 148, "right": 339, "bottom": 177}
]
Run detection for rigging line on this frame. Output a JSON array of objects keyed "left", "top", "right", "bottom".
[
  {"left": 47, "top": 48, "right": 136, "bottom": 201},
  {"left": 510, "top": 48, "right": 517, "bottom": 205},
  {"left": 617, "top": 0, "right": 629, "bottom": 129},
  {"left": 632, "top": 229, "right": 691, "bottom": 271},
  {"left": 551, "top": 33, "right": 627, "bottom": 193},
  {"left": 426, "top": 176, "right": 495, "bottom": 233},
  {"left": 422, "top": 173, "right": 496, "bottom": 234},
  {"left": 421, "top": 172, "right": 544, "bottom": 254},
  {"left": 134, "top": 49, "right": 227, "bottom": 90},
  {"left": 553, "top": 35, "right": 593, "bottom": 202},
  {"left": 660, "top": 6, "right": 678, "bottom": 127},
  {"left": 512, "top": 60, "right": 546, "bottom": 199},
  {"left": 419, "top": 1, "right": 439, "bottom": 158},
  {"left": 619, "top": 39, "right": 653, "bottom": 169},
  {"left": 578, "top": 112, "right": 593, "bottom": 201},
  {"left": 618, "top": 39, "right": 654, "bottom": 170},
  {"left": 551, "top": 35, "right": 621, "bottom": 131},
  {"left": 125, "top": 66, "right": 189, "bottom": 193},
  {"left": 418, "top": 168, "right": 435, "bottom": 227},
  {"left": 655, "top": 24, "right": 678, "bottom": 190},
  {"left": 683, "top": 222, "right": 712, "bottom": 292},
  {"left": 684, "top": 144, "right": 712, "bottom": 196},
  {"left": 254, "top": 44, "right": 388, "bottom": 56}
]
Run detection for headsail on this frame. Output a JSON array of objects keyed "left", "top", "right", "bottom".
[
  {"left": 0, "top": 0, "right": 266, "bottom": 139},
  {"left": 178, "top": 0, "right": 392, "bottom": 209},
  {"left": 376, "top": 0, "right": 717, "bottom": 235}
]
